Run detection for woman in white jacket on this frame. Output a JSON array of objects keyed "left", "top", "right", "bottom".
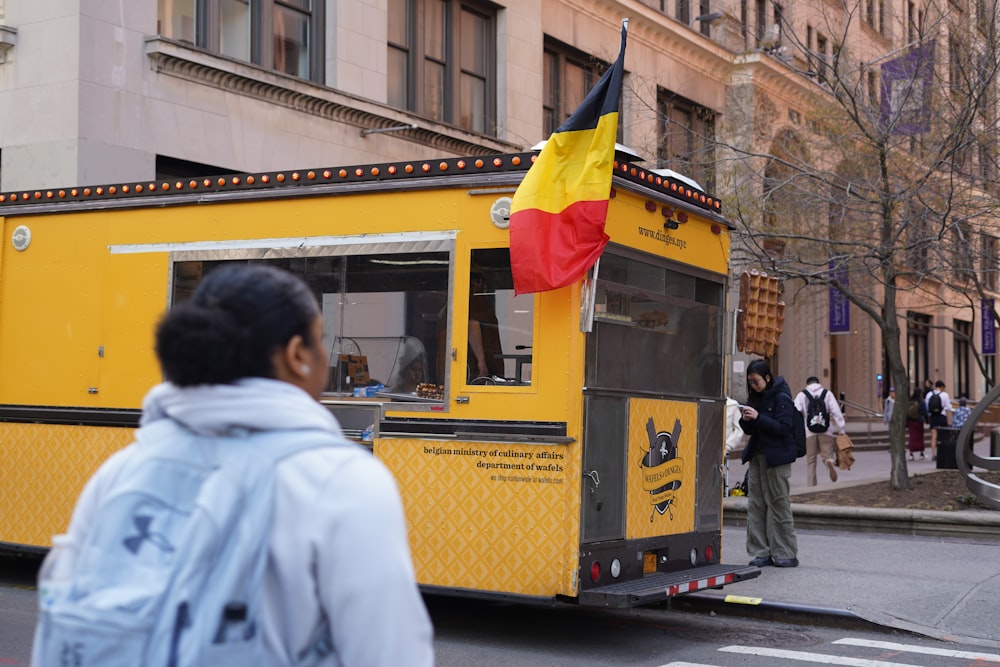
[{"left": 45, "top": 264, "right": 434, "bottom": 666}]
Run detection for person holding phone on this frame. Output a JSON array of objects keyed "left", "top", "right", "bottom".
[{"left": 738, "top": 358, "right": 799, "bottom": 568}]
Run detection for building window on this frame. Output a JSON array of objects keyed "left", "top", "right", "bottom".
[
  {"left": 158, "top": 0, "right": 197, "bottom": 43},
  {"left": 908, "top": 2, "right": 924, "bottom": 40},
  {"left": 756, "top": 0, "right": 785, "bottom": 53},
  {"left": 272, "top": 0, "right": 313, "bottom": 77},
  {"left": 955, "top": 319, "right": 971, "bottom": 399},
  {"left": 543, "top": 39, "right": 608, "bottom": 138},
  {"left": 741, "top": 0, "right": 749, "bottom": 46},
  {"left": 984, "top": 235, "right": 999, "bottom": 291},
  {"left": 698, "top": 0, "right": 713, "bottom": 35},
  {"left": 907, "top": 203, "right": 931, "bottom": 273},
  {"left": 948, "top": 34, "right": 963, "bottom": 94},
  {"left": 980, "top": 137, "right": 996, "bottom": 183},
  {"left": 954, "top": 222, "right": 975, "bottom": 282},
  {"left": 976, "top": 0, "right": 990, "bottom": 32},
  {"left": 657, "top": 88, "right": 716, "bottom": 191},
  {"left": 156, "top": 0, "right": 323, "bottom": 82},
  {"left": 907, "top": 312, "right": 930, "bottom": 391},
  {"left": 678, "top": 0, "right": 692, "bottom": 25},
  {"left": 815, "top": 33, "right": 829, "bottom": 82},
  {"left": 755, "top": 0, "right": 766, "bottom": 46},
  {"left": 387, "top": 0, "right": 496, "bottom": 136},
  {"left": 806, "top": 25, "right": 813, "bottom": 72},
  {"left": 754, "top": 0, "right": 781, "bottom": 49}
]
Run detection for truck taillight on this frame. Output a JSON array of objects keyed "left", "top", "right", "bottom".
[
  {"left": 590, "top": 561, "right": 601, "bottom": 583},
  {"left": 705, "top": 545, "right": 715, "bottom": 562}
]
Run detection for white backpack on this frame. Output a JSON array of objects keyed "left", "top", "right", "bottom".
[{"left": 32, "top": 419, "right": 337, "bottom": 667}]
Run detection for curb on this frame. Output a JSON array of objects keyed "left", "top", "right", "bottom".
[
  {"left": 672, "top": 593, "right": 1000, "bottom": 649},
  {"left": 722, "top": 497, "right": 1000, "bottom": 540},
  {"left": 669, "top": 593, "right": 889, "bottom": 632}
]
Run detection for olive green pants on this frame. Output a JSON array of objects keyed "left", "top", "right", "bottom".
[{"left": 745, "top": 452, "right": 797, "bottom": 560}]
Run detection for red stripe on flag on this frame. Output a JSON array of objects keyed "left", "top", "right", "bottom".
[{"left": 509, "top": 199, "right": 611, "bottom": 294}]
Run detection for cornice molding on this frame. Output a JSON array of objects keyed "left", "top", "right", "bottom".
[
  {"left": 143, "top": 36, "right": 520, "bottom": 157},
  {"left": 732, "top": 52, "right": 825, "bottom": 106}
]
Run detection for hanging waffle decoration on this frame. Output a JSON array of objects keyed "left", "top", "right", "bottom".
[{"left": 736, "top": 270, "right": 785, "bottom": 357}]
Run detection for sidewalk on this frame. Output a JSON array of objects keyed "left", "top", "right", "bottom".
[{"left": 699, "top": 447, "right": 1000, "bottom": 648}]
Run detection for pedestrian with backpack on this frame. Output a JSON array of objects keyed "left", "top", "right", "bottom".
[
  {"left": 794, "top": 376, "right": 847, "bottom": 487},
  {"left": 924, "top": 380, "right": 953, "bottom": 461},
  {"left": 737, "top": 359, "right": 799, "bottom": 568},
  {"left": 32, "top": 265, "right": 434, "bottom": 667}
]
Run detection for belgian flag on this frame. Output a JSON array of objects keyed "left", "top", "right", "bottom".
[{"left": 509, "top": 21, "right": 628, "bottom": 295}]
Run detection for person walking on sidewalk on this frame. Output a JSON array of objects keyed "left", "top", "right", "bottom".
[
  {"left": 883, "top": 387, "right": 895, "bottom": 425},
  {"left": 952, "top": 396, "right": 971, "bottom": 430},
  {"left": 794, "top": 376, "right": 847, "bottom": 486},
  {"left": 738, "top": 359, "right": 799, "bottom": 568},
  {"left": 925, "top": 380, "right": 953, "bottom": 461},
  {"left": 906, "top": 387, "right": 929, "bottom": 460}
]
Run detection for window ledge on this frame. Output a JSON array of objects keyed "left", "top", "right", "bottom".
[
  {"left": 0, "top": 25, "right": 17, "bottom": 62},
  {"left": 144, "top": 36, "right": 518, "bottom": 157}
]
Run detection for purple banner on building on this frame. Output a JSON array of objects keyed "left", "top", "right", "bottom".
[
  {"left": 983, "top": 298, "right": 996, "bottom": 355},
  {"left": 880, "top": 40, "right": 935, "bottom": 136},
  {"left": 829, "top": 264, "right": 850, "bottom": 333}
]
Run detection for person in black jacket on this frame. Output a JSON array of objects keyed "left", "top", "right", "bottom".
[{"left": 738, "top": 358, "right": 799, "bottom": 568}]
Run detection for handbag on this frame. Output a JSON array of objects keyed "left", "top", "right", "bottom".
[{"left": 835, "top": 433, "right": 855, "bottom": 470}]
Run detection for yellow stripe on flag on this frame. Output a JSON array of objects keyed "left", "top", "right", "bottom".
[{"left": 511, "top": 111, "right": 619, "bottom": 216}]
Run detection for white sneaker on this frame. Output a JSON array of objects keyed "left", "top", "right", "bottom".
[{"left": 825, "top": 458, "right": 838, "bottom": 482}]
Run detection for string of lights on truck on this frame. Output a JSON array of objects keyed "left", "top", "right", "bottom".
[{"left": 0, "top": 153, "right": 723, "bottom": 214}]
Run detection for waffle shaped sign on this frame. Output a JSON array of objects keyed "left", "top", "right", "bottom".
[{"left": 736, "top": 270, "right": 785, "bottom": 357}]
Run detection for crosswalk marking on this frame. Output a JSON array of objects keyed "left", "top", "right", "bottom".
[
  {"left": 718, "top": 645, "right": 924, "bottom": 666},
  {"left": 661, "top": 637, "right": 998, "bottom": 666},
  {"left": 833, "top": 638, "right": 1000, "bottom": 663}
]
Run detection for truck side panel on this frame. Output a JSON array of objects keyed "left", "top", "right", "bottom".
[{"left": 376, "top": 437, "right": 580, "bottom": 598}]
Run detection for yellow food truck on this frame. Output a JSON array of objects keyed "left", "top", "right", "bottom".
[{"left": 0, "top": 151, "right": 757, "bottom": 606}]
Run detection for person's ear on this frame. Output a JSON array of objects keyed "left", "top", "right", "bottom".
[{"left": 272, "top": 334, "right": 311, "bottom": 384}]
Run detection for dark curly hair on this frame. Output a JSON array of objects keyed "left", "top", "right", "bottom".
[{"left": 155, "top": 264, "right": 319, "bottom": 386}]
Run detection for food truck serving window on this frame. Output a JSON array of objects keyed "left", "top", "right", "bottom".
[
  {"left": 462, "top": 249, "right": 535, "bottom": 387},
  {"left": 585, "top": 250, "right": 724, "bottom": 398},
  {"left": 171, "top": 250, "right": 451, "bottom": 400}
]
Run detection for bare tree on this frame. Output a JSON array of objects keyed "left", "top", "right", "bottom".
[{"left": 719, "top": 0, "right": 1000, "bottom": 489}]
